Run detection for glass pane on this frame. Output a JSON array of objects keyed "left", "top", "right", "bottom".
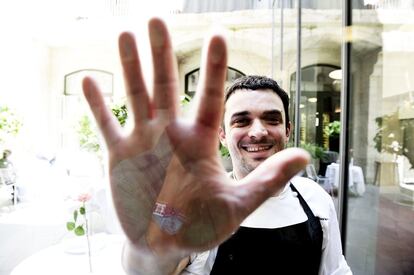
[
  {"left": 286, "top": 3, "right": 342, "bottom": 198},
  {"left": 347, "top": 1, "right": 414, "bottom": 274}
]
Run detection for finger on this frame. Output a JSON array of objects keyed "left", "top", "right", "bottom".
[
  {"left": 82, "top": 77, "right": 123, "bottom": 149},
  {"left": 194, "top": 35, "right": 227, "bottom": 129},
  {"left": 237, "top": 148, "right": 310, "bottom": 214},
  {"left": 149, "top": 18, "right": 178, "bottom": 121},
  {"left": 119, "top": 32, "right": 152, "bottom": 123}
]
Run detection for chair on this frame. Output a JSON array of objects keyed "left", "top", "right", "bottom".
[
  {"left": 319, "top": 151, "right": 339, "bottom": 176},
  {"left": 0, "top": 167, "right": 17, "bottom": 205},
  {"left": 305, "top": 164, "right": 334, "bottom": 196}
]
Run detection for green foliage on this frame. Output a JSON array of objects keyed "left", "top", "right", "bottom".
[
  {"left": 77, "top": 103, "right": 128, "bottom": 154},
  {"left": 0, "top": 106, "right": 22, "bottom": 144},
  {"left": 219, "top": 144, "right": 230, "bottom": 158},
  {"left": 300, "top": 142, "right": 326, "bottom": 160},
  {"left": 80, "top": 206, "right": 86, "bottom": 215},
  {"left": 66, "top": 222, "right": 76, "bottom": 231},
  {"left": 374, "top": 111, "right": 414, "bottom": 168},
  {"left": 67, "top": 203, "right": 87, "bottom": 237},
  {"left": 324, "top": 120, "right": 341, "bottom": 137},
  {"left": 180, "top": 94, "right": 192, "bottom": 108},
  {"left": 77, "top": 115, "right": 101, "bottom": 153},
  {"left": 373, "top": 113, "right": 402, "bottom": 154},
  {"left": 111, "top": 104, "right": 128, "bottom": 127},
  {"left": 75, "top": 226, "right": 85, "bottom": 236},
  {"left": 287, "top": 141, "right": 325, "bottom": 160}
]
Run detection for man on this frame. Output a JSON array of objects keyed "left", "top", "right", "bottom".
[
  {"left": 181, "top": 76, "right": 351, "bottom": 274},
  {"left": 83, "top": 18, "right": 350, "bottom": 274}
]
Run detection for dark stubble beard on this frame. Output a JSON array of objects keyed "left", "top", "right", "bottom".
[{"left": 233, "top": 139, "right": 287, "bottom": 180}]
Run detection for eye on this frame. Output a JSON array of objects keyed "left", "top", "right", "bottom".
[
  {"left": 232, "top": 118, "right": 250, "bottom": 127},
  {"left": 266, "top": 118, "right": 282, "bottom": 125},
  {"left": 263, "top": 114, "right": 283, "bottom": 125}
]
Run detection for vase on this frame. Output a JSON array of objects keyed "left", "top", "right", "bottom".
[{"left": 329, "top": 136, "right": 340, "bottom": 152}]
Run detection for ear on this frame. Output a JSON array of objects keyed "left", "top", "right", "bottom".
[
  {"left": 219, "top": 126, "right": 227, "bottom": 147},
  {"left": 285, "top": 122, "right": 292, "bottom": 141}
]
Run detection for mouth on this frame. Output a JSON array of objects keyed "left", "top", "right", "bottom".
[{"left": 241, "top": 144, "right": 274, "bottom": 153}]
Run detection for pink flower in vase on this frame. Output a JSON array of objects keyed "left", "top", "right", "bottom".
[{"left": 67, "top": 192, "right": 93, "bottom": 272}]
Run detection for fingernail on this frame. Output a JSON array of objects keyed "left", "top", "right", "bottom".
[{"left": 150, "top": 23, "right": 165, "bottom": 48}]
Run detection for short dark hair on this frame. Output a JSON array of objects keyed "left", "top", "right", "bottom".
[{"left": 225, "top": 75, "right": 290, "bottom": 128}]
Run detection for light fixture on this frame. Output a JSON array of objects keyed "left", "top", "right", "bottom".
[
  {"left": 299, "top": 104, "right": 305, "bottom": 108},
  {"left": 329, "top": 69, "right": 342, "bottom": 80},
  {"left": 308, "top": 97, "right": 317, "bottom": 103}
]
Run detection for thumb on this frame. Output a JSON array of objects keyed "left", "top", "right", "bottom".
[{"left": 236, "top": 148, "right": 310, "bottom": 215}]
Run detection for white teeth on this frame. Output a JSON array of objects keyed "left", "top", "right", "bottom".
[{"left": 245, "top": 146, "right": 271, "bottom": 152}]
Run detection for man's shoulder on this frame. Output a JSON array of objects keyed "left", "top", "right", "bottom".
[
  {"left": 290, "top": 176, "right": 320, "bottom": 189},
  {"left": 290, "top": 176, "right": 333, "bottom": 203},
  {"left": 290, "top": 177, "right": 335, "bottom": 220}
]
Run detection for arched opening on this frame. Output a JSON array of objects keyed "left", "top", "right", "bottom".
[
  {"left": 290, "top": 64, "right": 341, "bottom": 174},
  {"left": 184, "top": 67, "right": 245, "bottom": 98}
]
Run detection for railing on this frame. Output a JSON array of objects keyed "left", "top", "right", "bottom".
[
  {"left": 182, "top": 0, "right": 382, "bottom": 12},
  {"left": 364, "top": 0, "right": 414, "bottom": 8}
]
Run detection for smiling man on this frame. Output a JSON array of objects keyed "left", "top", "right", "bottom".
[
  {"left": 220, "top": 76, "right": 291, "bottom": 180},
  {"left": 181, "top": 76, "right": 352, "bottom": 275}
]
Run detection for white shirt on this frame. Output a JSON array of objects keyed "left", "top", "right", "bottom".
[{"left": 181, "top": 176, "right": 352, "bottom": 275}]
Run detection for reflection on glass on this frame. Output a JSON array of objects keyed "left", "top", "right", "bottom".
[
  {"left": 346, "top": 2, "right": 414, "bottom": 275},
  {"left": 290, "top": 65, "right": 341, "bottom": 177}
]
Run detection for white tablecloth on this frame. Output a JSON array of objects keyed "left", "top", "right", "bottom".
[
  {"left": 325, "top": 163, "right": 366, "bottom": 196},
  {"left": 11, "top": 233, "right": 126, "bottom": 275},
  {"left": 0, "top": 203, "right": 67, "bottom": 275}
]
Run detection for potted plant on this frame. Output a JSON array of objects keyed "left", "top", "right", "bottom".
[
  {"left": 300, "top": 142, "right": 326, "bottom": 174},
  {"left": 0, "top": 106, "right": 22, "bottom": 150},
  {"left": 324, "top": 120, "right": 340, "bottom": 152},
  {"left": 374, "top": 111, "right": 414, "bottom": 168},
  {"left": 301, "top": 142, "right": 326, "bottom": 160},
  {"left": 0, "top": 106, "right": 22, "bottom": 205}
]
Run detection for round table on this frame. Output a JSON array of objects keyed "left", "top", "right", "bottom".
[
  {"left": 11, "top": 233, "right": 126, "bottom": 275},
  {"left": 325, "top": 163, "right": 366, "bottom": 196}
]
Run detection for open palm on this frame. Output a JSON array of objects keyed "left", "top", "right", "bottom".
[{"left": 83, "top": 18, "right": 309, "bottom": 260}]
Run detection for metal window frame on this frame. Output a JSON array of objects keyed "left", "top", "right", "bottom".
[{"left": 292, "top": 0, "right": 351, "bottom": 253}]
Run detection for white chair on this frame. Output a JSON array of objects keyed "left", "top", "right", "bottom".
[{"left": 0, "top": 167, "right": 17, "bottom": 205}]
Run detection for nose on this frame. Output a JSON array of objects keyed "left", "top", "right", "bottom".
[{"left": 248, "top": 119, "right": 268, "bottom": 140}]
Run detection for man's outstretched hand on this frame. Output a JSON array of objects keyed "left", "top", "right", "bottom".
[{"left": 83, "top": 18, "right": 309, "bottom": 274}]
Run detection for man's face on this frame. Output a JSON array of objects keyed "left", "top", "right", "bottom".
[{"left": 220, "top": 89, "right": 291, "bottom": 179}]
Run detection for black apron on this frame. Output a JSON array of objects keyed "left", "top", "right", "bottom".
[{"left": 210, "top": 183, "right": 323, "bottom": 275}]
